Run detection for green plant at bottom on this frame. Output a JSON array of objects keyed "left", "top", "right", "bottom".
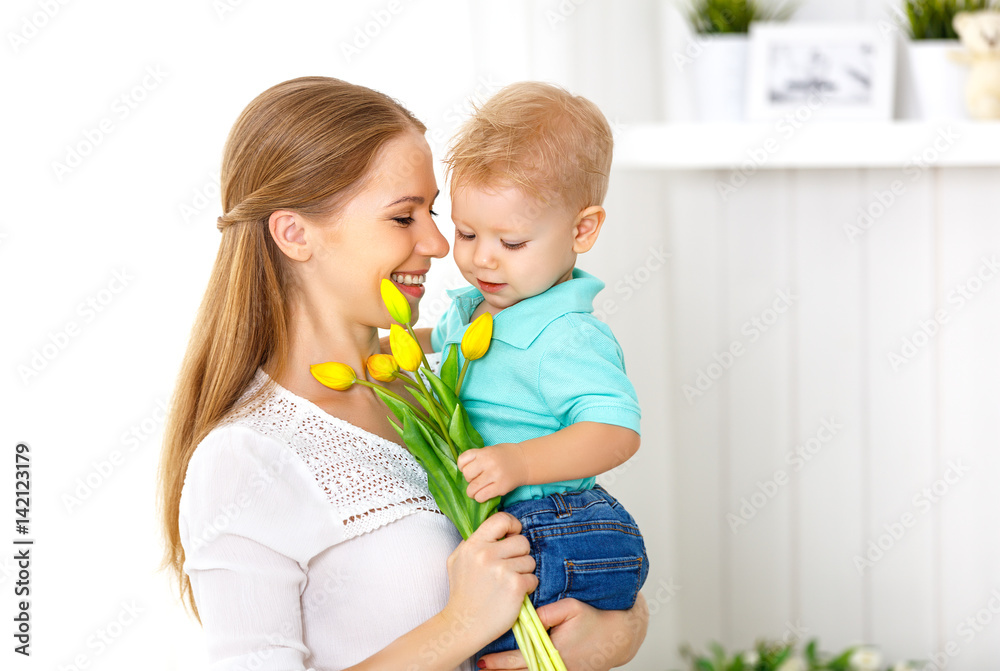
[{"left": 674, "top": 638, "right": 921, "bottom": 671}]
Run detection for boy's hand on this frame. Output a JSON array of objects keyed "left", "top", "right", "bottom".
[{"left": 456, "top": 443, "right": 529, "bottom": 503}]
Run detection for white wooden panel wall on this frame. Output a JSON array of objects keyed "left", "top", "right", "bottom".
[{"left": 624, "top": 166, "right": 1000, "bottom": 670}]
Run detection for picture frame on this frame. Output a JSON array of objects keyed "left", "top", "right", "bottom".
[{"left": 746, "top": 22, "right": 897, "bottom": 122}]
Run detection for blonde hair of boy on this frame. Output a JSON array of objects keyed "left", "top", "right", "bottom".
[{"left": 444, "top": 81, "right": 613, "bottom": 213}]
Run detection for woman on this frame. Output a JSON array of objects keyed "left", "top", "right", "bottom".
[{"left": 157, "top": 76, "right": 648, "bottom": 670}]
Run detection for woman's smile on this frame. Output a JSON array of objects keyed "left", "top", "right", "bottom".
[{"left": 390, "top": 270, "right": 428, "bottom": 298}]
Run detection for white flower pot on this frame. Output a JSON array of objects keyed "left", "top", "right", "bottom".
[
  {"left": 685, "top": 33, "right": 749, "bottom": 122},
  {"left": 898, "top": 39, "right": 969, "bottom": 120}
]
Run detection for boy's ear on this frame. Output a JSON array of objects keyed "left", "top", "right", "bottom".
[
  {"left": 268, "top": 210, "right": 312, "bottom": 262},
  {"left": 571, "top": 206, "right": 606, "bottom": 253}
]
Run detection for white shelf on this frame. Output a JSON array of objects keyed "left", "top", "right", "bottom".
[{"left": 612, "top": 121, "right": 1000, "bottom": 170}]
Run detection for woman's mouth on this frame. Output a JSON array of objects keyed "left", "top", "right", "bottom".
[
  {"left": 477, "top": 279, "right": 506, "bottom": 294},
  {"left": 390, "top": 272, "right": 426, "bottom": 298}
]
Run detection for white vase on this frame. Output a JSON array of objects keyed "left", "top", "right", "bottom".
[
  {"left": 685, "top": 33, "right": 749, "bottom": 122},
  {"left": 898, "top": 39, "right": 969, "bottom": 120}
]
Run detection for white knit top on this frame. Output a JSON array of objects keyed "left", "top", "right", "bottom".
[{"left": 179, "top": 369, "right": 472, "bottom": 671}]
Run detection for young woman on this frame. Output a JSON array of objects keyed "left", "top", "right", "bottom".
[{"left": 157, "top": 76, "right": 648, "bottom": 670}]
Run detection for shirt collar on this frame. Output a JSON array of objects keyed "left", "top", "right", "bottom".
[{"left": 444, "top": 268, "right": 605, "bottom": 349}]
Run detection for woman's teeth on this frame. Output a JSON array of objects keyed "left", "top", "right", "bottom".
[{"left": 391, "top": 273, "right": 425, "bottom": 286}]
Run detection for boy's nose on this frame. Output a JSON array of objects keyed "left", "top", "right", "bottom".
[{"left": 475, "top": 245, "right": 497, "bottom": 270}]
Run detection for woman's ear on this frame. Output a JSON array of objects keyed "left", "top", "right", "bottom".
[
  {"left": 571, "top": 206, "right": 607, "bottom": 254},
  {"left": 268, "top": 210, "right": 312, "bottom": 262}
]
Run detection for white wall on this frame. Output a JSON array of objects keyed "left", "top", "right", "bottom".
[{"left": 3, "top": 0, "right": 997, "bottom": 669}]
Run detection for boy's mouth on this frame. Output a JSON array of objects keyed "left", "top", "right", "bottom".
[
  {"left": 390, "top": 272, "right": 427, "bottom": 298},
  {"left": 477, "top": 279, "right": 506, "bottom": 294}
]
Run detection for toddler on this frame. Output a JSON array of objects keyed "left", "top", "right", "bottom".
[{"left": 430, "top": 81, "right": 648, "bottom": 656}]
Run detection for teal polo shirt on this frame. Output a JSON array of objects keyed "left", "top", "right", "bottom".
[{"left": 431, "top": 268, "right": 641, "bottom": 505}]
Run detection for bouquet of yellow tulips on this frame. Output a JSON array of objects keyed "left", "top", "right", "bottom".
[{"left": 311, "top": 280, "right": 566, "bottom": 671}]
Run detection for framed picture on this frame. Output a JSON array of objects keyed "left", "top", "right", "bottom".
[{"left": 746, "top": 23, "right": 897, "bottom": 121}]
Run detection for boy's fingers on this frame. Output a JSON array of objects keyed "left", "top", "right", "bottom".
[{"left": 457, "top": 450, "right": 475, "bottom": 469}]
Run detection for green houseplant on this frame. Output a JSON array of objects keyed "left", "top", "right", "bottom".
[
  {"left": 679, "top": 0, "right": 797, "bottom": 121},
  {"left": 686, "top": 0, "right": 796, "bottom": 34},
  {"left": 902, "top": 0, "right": 996, "bottom": 40},
  {"left": 895, "top": 0, "right": 997, "bottom": 118}
]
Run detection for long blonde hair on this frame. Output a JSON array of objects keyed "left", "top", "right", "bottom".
[{"left": 157, "top": 76, "right": 426, "bottom": 620}]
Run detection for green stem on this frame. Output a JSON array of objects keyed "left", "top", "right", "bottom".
[
  {"left": 354, "top": 380, "right": 427, "bottom": 421},
  {"left": 520, "top": 610, "right": 554, "bottom": 671},
  {"left": 410, "top": 371, "right": 459, "bottom": 462},
  {"left": 512, "top": 620, "right": 538, "bottom": 671},
  {"left": 455, "top": 358, "right": 470, "bottom": 396},
  {"left": 521, "top": 597, "right": 566, "bottom": 671}
]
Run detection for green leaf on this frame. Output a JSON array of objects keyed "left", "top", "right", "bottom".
[
  {"left": 440, "top": 343, "right": 460, "bottom": 391},
  {"left": 423, "top": 369, "right": 461, "bottom": 418},
  {"left": 458, "top": 403, "right": 485, "bottom": 449},
  {"left": 804, "top": 639, "right": 818, "bottom": 665},
  {"left": 770, "top": 646, "right": 791, "bottom": 669},
  {"left": 404, "top": 385, "right": 435, "bottom": 416},
  {"left": 448, "top": 405, "right": 480, "bottom": 454},
  {"left": 371, "top": 387, "right": 421, "bottom": 425},
  {"left": 386, "top": 415, "right": 404, "bottom": 439},
  {"left": 828, "top": 646, "right": 856, "bottom": 671},
  {"left": 694, "top": 659, "right": 715, "bottom": 671},
  {"left": 709, "top": 642, "right": 726, "bottom": 667}
]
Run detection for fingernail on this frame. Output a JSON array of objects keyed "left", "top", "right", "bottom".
[{"left": 477, "top": 660, "right": 486, "bottom": 668}]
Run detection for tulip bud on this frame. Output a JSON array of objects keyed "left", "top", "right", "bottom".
[
  {"left": 380, "top": 278, "right": 412, "bottom": 325},
  {"left": 366, "top": 354, "right": 399, "bottom": 382},
  {"left": 310, "top": 362, "right": 357, "bottom": 391},
  {"left": 461, "top": 312, "right": 493, "bottom": 360},
  {"left": 389, "top": 324, "right": 423, "bottom": 372}
]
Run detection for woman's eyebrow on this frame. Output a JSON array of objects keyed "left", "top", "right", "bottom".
[{"left": 385, "top": 190, "right": 440, "bottom": 208}]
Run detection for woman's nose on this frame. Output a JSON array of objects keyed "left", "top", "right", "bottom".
[{"left": 417, "top": 216, "right": 449, "bottom": 259}]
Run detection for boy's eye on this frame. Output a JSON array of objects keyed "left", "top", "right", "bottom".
[
  {"left": 455, "top": 230, "right": 475, "bottom": 241},
  {"left": 502, "top": 240, "right": 526, "bottom": 250}
]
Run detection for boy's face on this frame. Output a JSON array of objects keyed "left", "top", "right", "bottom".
[{"left": 450, "top": 184, "right": 579, "bottom": 315}]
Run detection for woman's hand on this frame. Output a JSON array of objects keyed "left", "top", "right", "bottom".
[
  {"left": 477, "top": 594, "right": 650, "bottom": 670},
  {"left": 441, "top": 512, "right": 538, "bottom": 647}
]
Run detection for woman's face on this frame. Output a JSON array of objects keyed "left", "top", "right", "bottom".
[{"left": 306, "top": 128, "right": 448, "bottom": 328}]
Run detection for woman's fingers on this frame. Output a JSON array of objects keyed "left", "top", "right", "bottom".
[{"left": 474, "top": 511, "right": 522, "bottom": 540}]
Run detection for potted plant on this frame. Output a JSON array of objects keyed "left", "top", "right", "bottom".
[
  {"left": 896, "top": 0, "right": 997, "bottom": 119},
  {"left": 679, "top": 0, "right": 797, "bottom": 121},
  {"left": 673, "top": 638, "right": 921, "bottom": 671}
]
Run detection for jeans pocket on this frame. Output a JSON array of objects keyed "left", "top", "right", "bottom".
[{"left": 559, "top": 555, "right": 645, "bottom": 610}]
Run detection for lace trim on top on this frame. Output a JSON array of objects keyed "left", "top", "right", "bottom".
[{"left": 221, "top": 369, "right": 442, "bottom": 540}]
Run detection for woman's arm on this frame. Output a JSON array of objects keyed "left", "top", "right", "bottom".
[
  {"left": 478, "top": 594, "right": 650, "bottom": 670},
  {"left": 347, "top": 513, "right": 538, "bottom": 670}
]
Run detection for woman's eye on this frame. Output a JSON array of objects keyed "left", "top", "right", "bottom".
[
  {"left": 455, "top": 230, "right": 475, "bottom": 241},
  {"left": 393, "top": 217, "right": 415, "bottom": 226},
  {"left": 502, "top": 240, "right": 526, "bottom": 250},
  {"left": 429, "top": 209, "right": 439, "bottom": 217}
]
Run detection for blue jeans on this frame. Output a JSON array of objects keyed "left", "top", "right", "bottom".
[{"left": 478, "top": 485, "right": 649, "bottom": 657}]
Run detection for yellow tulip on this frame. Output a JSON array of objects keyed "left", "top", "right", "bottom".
[
  {"left": 366, "top": 354, "right": 399, "bottom": 382},
  {"left": 310, "top": 362, "right": 357, "bottom": 391},
  {"left": 380, "top": 278, "right": 412, "bottom": 325},
  {"left": 461, "top": 312, "right": 493, "bottom": 360},
  {"left": 389, "top": 324, "right": 423, "bottom": 372}
]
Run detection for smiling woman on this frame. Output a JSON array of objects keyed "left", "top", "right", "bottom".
[{"left": 156, "top": 76, "right": 647, "bottom": 671}]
